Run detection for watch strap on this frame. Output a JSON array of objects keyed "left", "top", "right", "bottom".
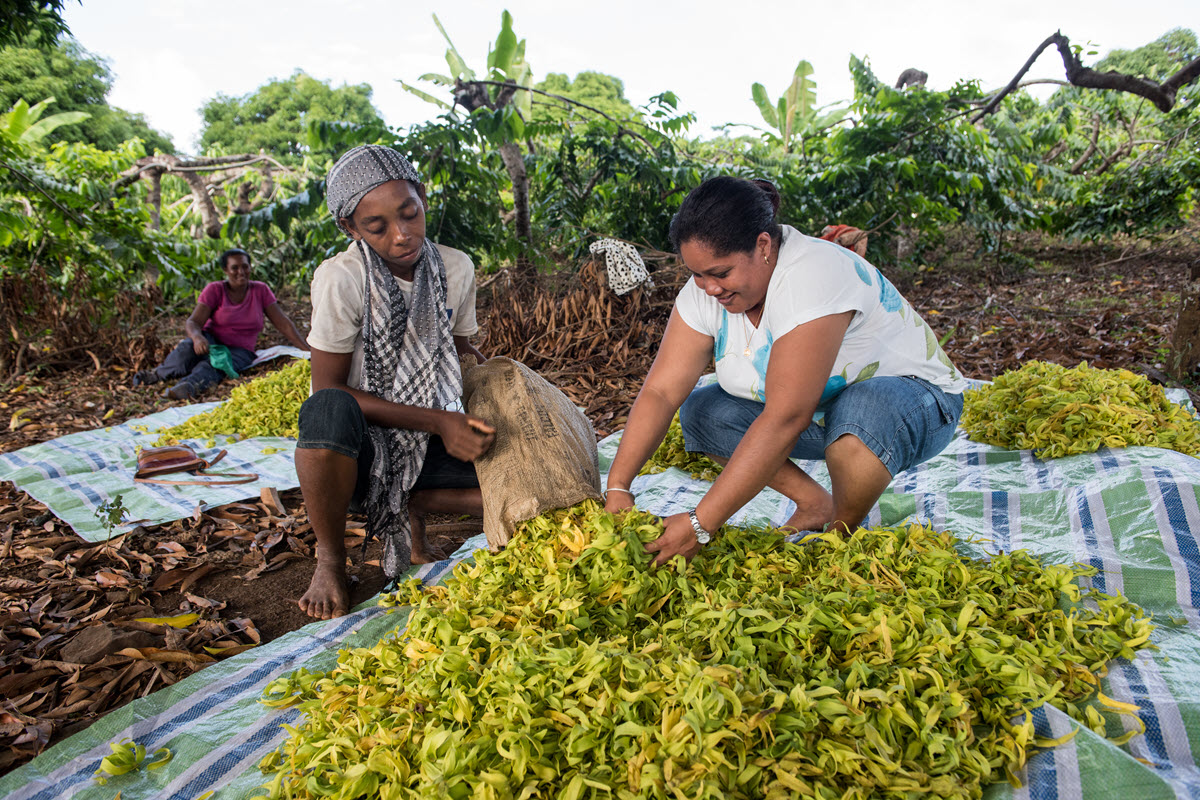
[{"left": 687, "top": 509, "right": 712, "bottom": 545}]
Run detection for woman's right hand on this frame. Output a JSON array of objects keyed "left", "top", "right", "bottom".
[
  {"left": 191, "top": 334, "right": 209, "bottom": 356},
  {"left": 439, "top": 412, "right": 495, "bottom": 462}
]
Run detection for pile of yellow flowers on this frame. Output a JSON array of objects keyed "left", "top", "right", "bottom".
[
  {"left": 153, "top": 359, "right": 310, "bottom": 447},
  {"left": 260, "top": 500, "right": 1152, "bottom": 799},
  {"left": 961, "top": 360, "right": 1200, "bottom": 459},
  {"left": 639, "top": 411, "right": 723, "bottom": 481}
]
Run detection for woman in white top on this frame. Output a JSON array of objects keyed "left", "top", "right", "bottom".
[{"left": 603, "top": 177, "right": 966, "bottom": 565}]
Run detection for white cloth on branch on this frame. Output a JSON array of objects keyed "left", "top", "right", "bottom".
[{"left": 590, "top": 238, "right": 653, "bottom": 296}]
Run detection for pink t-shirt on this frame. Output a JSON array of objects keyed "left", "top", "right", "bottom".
[{"left": 197, "top": 280, "right": 276, "bottom": 351}]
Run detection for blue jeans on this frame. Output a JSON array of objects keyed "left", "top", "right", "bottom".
[
  {"left": 680, "top": 377, "right": 963, "bottom": 477},
  {"left": 154, "top": 333, "right": 255, "bottom": 393},
  {"left": 297, "top": 388, "right": 478, "bottom": 511}
]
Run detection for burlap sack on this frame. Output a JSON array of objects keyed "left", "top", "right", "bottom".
[{"left": 462, "top": 357, "right": 601, "bottom": 549}]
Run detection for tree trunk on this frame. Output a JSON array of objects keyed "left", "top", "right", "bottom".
[
  {"left": 498, "top": 141, "right": 534, "bottom": 278},
  {"left": 114, "top": 153, "right": 283, "bottom": 239},
  {"left": 1170, "top": 261, "right": 1200, "bottom": 381},
  {"left": 178, "top": 167, "right": 222, "bottom": 238},
  {"left": 147, "top": 169, "right": 162, "bottom": 230},
  {"left": 1069, "top": 114, "right": 1102, "bottom": 174}
]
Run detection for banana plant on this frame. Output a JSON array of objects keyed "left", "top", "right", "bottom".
[
  {"left": 400, "top": 10, "right": 538, "bottom": 273},
  {"left": 751, "top": 60, "right": 847, "bottom": 156},
  {"left": 1, "top": 97, "right": 89, "bottom": 146}
]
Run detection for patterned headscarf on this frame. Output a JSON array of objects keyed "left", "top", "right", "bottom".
[
  {"left": 325, "top": 145, "right": 462, "bottom": 576},
  {"left": 326, "top": 145, "right": 421, "bottom": 220}
]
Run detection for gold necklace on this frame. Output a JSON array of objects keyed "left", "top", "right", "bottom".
[{"left": 741, "top": 248, "right": 773, "bottom": 359}]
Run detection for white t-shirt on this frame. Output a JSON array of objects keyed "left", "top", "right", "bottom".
[
  {"left": 675, "top": 225, "right": 967, "bottom": 405},
  {"left": 307, "top": 242, "right": 480, "bottom": 390}
]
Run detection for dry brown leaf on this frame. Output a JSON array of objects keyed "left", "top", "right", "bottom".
[
  {"left": 115, "top": 647, "right": 215, "bottom": 665},
  {"left": 164, "top": 561, "right": 216, "bottom": 597},
  {"left": 267, "top": 551, "right": 303, "bottom": 567},
  {"left": 285, "top": 535, "right": 311, "bottom": 557},
  {"left": 204, "top": 643, "right": 258, "bottom": 658},
  {"left": 260, "top": 487, "right": 285, "bottom": 515},
  {"left": 0, "top": 576, "right": 36, "bottom": 592},
  {"left": 94, "top": 570, "right": 130, "bottom": 588},
  {"left": 13, "top": 546, "right": 52, "bottom": 560},
  {"left": 183, "top": 594, "right": 225, "bottom": 611},
  {"left": 80, "top": 603, "right": 115, "bottom": 623}
]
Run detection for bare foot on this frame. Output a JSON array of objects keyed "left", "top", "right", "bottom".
[
  {"left": 298, "top": 561, "right": 350, "bottom": 619},
  {"left": 783, "top": 492, "right": 835, "bottom": 533},
  {"left": 411, "top": 541, "right": 447, "bottom": 564}
]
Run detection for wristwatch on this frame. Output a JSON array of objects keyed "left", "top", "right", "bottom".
[{"left": 687, "top": 509, "right": 712, "bottom": 545}]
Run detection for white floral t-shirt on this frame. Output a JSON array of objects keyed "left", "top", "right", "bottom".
[{"left": 675, "top": 225, "right": 966, "bottom": 405}]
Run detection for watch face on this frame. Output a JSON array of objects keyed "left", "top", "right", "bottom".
[{"left": 696, "top": 530, "right": 711, "bottom": 545}]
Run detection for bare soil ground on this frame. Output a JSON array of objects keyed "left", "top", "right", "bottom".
[{"left": 1, "top": 228, "right": 1197, "bottom": 775}]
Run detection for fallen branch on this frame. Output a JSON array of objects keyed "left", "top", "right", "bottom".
[
  {"left": 1088, "top": 228, "right": 1198, "bottom": 270},
  {"left": 973, "top": 31, "right": 1200, "bottom": 122}
]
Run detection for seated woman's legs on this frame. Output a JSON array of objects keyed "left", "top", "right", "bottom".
[
  {"left": 135, "top": 337, "right": 202, "bottom": 385},
  {"left": 680, "top": 384, "right": 834, "bottom": 532},
  {"left": 821, "top": 376, "right": 963, "bottom": 532},
  {"left": 679, "top": 378, "right": 962, "bottom": 534},
  {"left": 172, "top": 340, "right": 256, "bottom": 399},
  {"left": 295, "top": 388, "right": 369, "bottom": 620}
]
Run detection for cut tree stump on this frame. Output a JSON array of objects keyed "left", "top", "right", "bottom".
[{"left": 1169, "top": 260, "right": 1200, "bottom": 381}]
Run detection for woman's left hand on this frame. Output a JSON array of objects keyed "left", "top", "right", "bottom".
[{"left": 644, "top": 512, "right": 704, "bottom": 567}]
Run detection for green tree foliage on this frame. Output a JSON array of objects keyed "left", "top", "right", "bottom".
[
  {"left": 531, "top": 92, "right": 697, "bottom": 255},
  {"left": 1, "top": 97, "right": 87, "bottom": 146},
  {"left": 6, "top": 18, "right": 1195, "bottom": 381},
  {"left": 199, "top": 71, "right": 386, "bottom": 162},
  {"left": 402, "top": 10, "right": 543, "bottom": 270},
  {"left": 533, "top": 72, "right": 639, "bottom": 122},
  {"left": 750, "top": 60, "right": 847, "bottom": 155},
  {"left": 0, "top": 0, "right": 73, "bottom": 48},
  {"left": 739, "top": 56, "right": 1042, "bottom": 264},
  {"left": 400, "top": 10, "right": 701, "bottom": 273},
  {"left": 1031, "top": 28, "right": 1198, "bottom": 178},
  {"left": 0, "top": 101, "right": 210, "bottom": 292},
  {"left": 1096, "top": 27, "right": 1199, "bottom": 78},
  {"left": 1002, "top": 28, "right": 1200, "bottom": 240},
  {"left": 0, "top": 30, "right": 175, "bottom": 153},
  {"left": 0, "top": 97, "right": 216, "bottom": 373}
]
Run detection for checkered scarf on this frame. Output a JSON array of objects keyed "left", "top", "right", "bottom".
[{"left": 327, "top": 146, "right": 462, "bottom": 576}]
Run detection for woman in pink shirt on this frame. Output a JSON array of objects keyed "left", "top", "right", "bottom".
[{"left": 132, "top": 248, "right": 310, "bottom": 400}]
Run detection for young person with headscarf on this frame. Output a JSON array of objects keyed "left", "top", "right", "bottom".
[{"left": 296, "top": 145, "right": 494, "bottom": 620}]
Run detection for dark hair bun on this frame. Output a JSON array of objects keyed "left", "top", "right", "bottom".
[
  {"left": 750, "top": 179, "right": 781, "bottom": 215},
  {"left": 669, "top": 175, "right": 783, "bottom": 255}
]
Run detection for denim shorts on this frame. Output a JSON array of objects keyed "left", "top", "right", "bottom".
[
  {"left": 297, "top": 388, "right": 478, "bottom": 510},
  {"left": 679, "top": 377, "right": 963, "bottom": 477}
]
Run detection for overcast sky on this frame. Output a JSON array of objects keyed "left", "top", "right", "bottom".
[{"left": 62, "top": 0, "right": 1200, "bottom": 154}]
